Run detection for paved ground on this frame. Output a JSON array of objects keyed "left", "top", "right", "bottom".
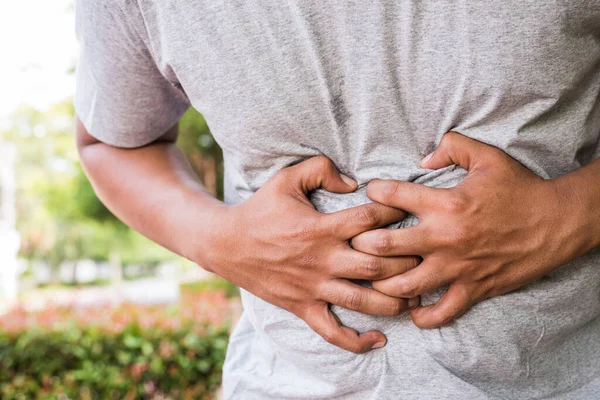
[
  {"left": 14, "top": 267, "right": 215, "bottom": 311},
  {"left": 17, "top": 278, "right": 181, "bottom": 311}
]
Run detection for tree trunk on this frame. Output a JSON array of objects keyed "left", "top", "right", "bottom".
[
  {"left": 49, "top": 262, "right": 61, "bottom": 285},
  {"left": 71, "top": 261, "right": 78, "bottom": 286}
]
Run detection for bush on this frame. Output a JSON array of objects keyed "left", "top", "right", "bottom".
[
  {"left": 0, "top": 292, "right": 232, "bottom": 399},
  {"left": 180, "top": 278, "right": 239, "bottom": 299}
]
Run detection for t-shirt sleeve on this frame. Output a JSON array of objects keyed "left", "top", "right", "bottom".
[{"left": 74, "top": 0, "right": 190, "bottom": 148}]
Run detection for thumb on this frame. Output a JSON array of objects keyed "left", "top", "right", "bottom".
[
  {"left": 420, "top": 131, "right": 499, "bottom": 172},
  {"left": 286, "top": 156, "right": 357, "bottom": 194}
]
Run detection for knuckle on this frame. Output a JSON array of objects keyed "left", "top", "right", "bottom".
[
  {"left": 363, "top": 257, "right": 383, "bottom": 278},
  {"left": 298, "top": 251, "right": 320, "bottom": 275},
  {"left": 289, "top": 302, "right": 308, "bottom": 320},
  {"left": 445, "top": 131, "right": 459, "bottom": 140},
  {"left": 313, "top": 156, "right": 334, "bottom": 175},
  {"left": 406, "top": 256, "right": 421, "bottom": 271},
  {"left": 297, "top": 216, "right": 320, "bottom": 239},
  {"left": 434, "top": 310, "right": 456, "bottom": 326},
  {"left": 487, "top": 146, "right": 505, "bottom": 161},
  {"left": 440, "top": 132, "right": 458, "bottom": 148},
  {"left": 314, "top": 215, "right": 336, "bottom": 238},
  {"left": 448, "top": 224, "right": 471, "bottom": 248},
  {"left": 373, "top": 231, "right": 393, "bottom": 254},
  {"left": 325, "top": 254, "right": 346, "bottom": 278},
  {"left": 273, "top": 168, "right": 291, "bottom": 185},
  {"left": 444, "top": 193, "right": 468, "bottom": 214},
  {"left": 356, "top": 206, "right": 380, "bottom": 227},
  {"left": 385, "top": 300, "right": 404, "bottom": 316},
  {"left": 320, "top": 328, "right": 337, "bottom": 345},
  {"left": 395, "top": 279, "right": 419, "bottom": 298},
  {"left": 315, "top": 280, "right": 335, "bottom": 300},
  {"left": 480, "top": 277, "right": 500, "bottom": 299},
  {"left": 344, "top": 290, "right": 364, "bottom": 310}
]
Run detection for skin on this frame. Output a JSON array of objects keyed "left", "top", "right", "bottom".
[
  {"left": 76, "top": 118, "right": 421, "bottom": 354},
  {"left": 352, "top": 132, "right": 600, "bottom": 329}
]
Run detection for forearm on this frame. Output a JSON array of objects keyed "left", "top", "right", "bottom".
[
  {"left": 76, "top": 119, "right": 225, "bottom": 265},
  {"left": 553, "top": 157, "right": 600, "bottom": 258}
]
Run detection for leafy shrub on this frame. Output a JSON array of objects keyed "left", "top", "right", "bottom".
[
  {"left": 0, "top": 291, "right": 232, "bottom": 399},
  {"left": 180, "top": 277, "right": 239, "bottom": 299}
]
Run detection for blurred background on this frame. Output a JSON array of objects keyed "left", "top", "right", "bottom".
[{"left": 0, "top": 2, "right": 237, "bottom": 399}]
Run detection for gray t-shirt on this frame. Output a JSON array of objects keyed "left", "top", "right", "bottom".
[{"left": 74, "top": 1, "right": 600, "bottom": 399}]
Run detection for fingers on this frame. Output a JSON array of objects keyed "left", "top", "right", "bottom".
[
  {"left": 366, "top": 179, "right": 443, "bottom": 216},
  {"left": 351, "top": 226, "right": 432, "bottom": 256},
  {"left": 371, "top": 258, "right": 454, "bottom": 298},
  {"left": 325, "top": 202, "right": 406, "bottom": 239},
  {"left": 410, "top": 283, "right": 473, "bottom": 329},
  {"left": 303, "top": 302, "right": 387, "bottom": 353},
  {"left": 321, "top": 280, "right": 411, "bottom": 316},
  {"left": 420, "top": 131, "right": 502, "bottom": 172},
  {"left": 331, "top": 249, "right": 420, "bottom": 281},
  {"left": 283, "top": 156, "right": 358, "bottom": 194}
]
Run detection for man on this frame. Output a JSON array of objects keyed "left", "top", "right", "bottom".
[{"left": 74, "top": 1, "right": 600, "bottom": 399}]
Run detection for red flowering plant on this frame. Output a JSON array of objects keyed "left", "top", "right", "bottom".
[{"left": 0, "top": 290, "right": 233, "bottom": 400}]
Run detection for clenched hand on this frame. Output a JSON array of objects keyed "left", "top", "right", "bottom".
[
  {"left": 198, "top": 156, "right": 420, "bottom": 353},
  {"left": 352, "top": 132, "right": 591, "bottom": 329}
]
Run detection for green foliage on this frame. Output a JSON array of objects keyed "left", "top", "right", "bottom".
[
  {"left": 0, "top": 324, "right": 228, "bottom": 400},
  {"left": 0, "top": 291, "right": 232, "bottom": 399},
  {"left": 3, "top": 99, "right": 226, "bottom": 270},
  {"left": 180, "top": 278, "right": 239, "bottom": 299},
  {"left": 38, "top": 279, "right": 111, "bottom": 288},
  {"left": 177, "top": 108, "right": 224, "bottom": 200},
  {"left": 4, "top": 99, "right": 177, "bottom": 267},
  {"left": 177, "top": 109, "right": 213, "bottom": 155},
  {"left": 72, "top": 165, "right": 122, "bottom": 224}
]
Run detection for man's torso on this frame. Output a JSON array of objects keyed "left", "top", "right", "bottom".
[{"left": 133, "top": 1, "right": 600, "bottom": 398}]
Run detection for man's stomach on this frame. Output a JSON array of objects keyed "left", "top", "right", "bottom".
[{"left": 226, "top": 164, "right": 600, "bottom": 399}]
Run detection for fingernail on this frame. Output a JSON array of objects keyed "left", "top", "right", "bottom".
[
  {"left": 421, "top": 152, "right": 434, "bottom": 167},
  {"left": 408, "top": 297, "right": 420, "bottom": 309},
  {"left": 340, "top": 174, "right": 357, "bottom": 188},
  {"left": 371, "top": 341, "right": 386, "bottom": 349}
]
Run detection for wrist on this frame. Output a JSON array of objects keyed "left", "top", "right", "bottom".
[
  {"left": 180, "top": 196, "right": 232, "bottom": 272},
  {"left": 549, "top": 173, "right": 600, "bottom": 259}
]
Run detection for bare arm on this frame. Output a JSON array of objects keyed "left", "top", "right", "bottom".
[
  {"left": 76, "top": 117, "right": 420, "bottom": 353},
  {"left": 76, "top": 119, "right": 223, "bottom": 261}
]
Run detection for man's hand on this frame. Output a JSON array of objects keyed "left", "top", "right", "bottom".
[
  {"left": 196, "top": 156, "right": 420, "bottom": 353},
  {"left": 351, "top": 132, "right": 593, "bottom": 329}
]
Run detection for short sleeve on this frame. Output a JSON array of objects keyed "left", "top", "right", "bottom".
[{"left": 74, "top": 0, "right": 190, "bottom": 148}]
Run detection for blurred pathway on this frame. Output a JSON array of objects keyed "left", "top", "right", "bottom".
[{"left": 17, "top": 278, "right": 179, "bottom": 311}]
